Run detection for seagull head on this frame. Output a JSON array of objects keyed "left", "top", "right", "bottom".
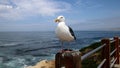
[{"left": 55, "top": 16, "right": 65, "bottom": 23}]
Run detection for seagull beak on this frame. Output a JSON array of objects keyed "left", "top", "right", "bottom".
[{"left": 55, "top": 19, "right": 60, "bottom": 23}]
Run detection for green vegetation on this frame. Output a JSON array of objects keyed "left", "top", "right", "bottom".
[
  {"left": 79, "top": 42, "right": 102, "bottom": 68},
  {"left": 79, "top": 40, "right": 120, "bottom": 68},
  {"left": 79, "top": 40, "right": 119, "bottom": 68}
]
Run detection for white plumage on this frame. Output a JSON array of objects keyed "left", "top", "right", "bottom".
[{"left": 55, "top": 16, "right": 76, "bottom": 43}]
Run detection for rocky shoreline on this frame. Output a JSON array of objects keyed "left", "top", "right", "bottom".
[
  {"left": 26, "top": 41, "right": 102, "bottom": 68},
  {"left": 26, "top": 60, "right": 55, "bottom": 68}
]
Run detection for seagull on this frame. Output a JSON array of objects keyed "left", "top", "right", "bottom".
[{"left": 54, "top": 15, "right": 76, "bottom": 51}]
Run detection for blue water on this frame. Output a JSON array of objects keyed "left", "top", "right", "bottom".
[{"left": 0, "top": 31, "right": 120, "bottom": 68}]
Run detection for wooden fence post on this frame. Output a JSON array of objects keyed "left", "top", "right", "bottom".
[
  {"left": 114, "top": 36, "right": 119, "bottom": 64},
  {"left": 55, "top": 51, "right": 81, "bottom": 68},
  {"left": 101, "top": 38, "right": 110, "bottom": 68}
]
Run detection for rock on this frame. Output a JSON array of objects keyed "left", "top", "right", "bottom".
[{"left": 26, "top": 60, "right": 55, "bottom": 68}]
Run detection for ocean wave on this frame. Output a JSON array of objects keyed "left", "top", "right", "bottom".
[
  {"left": 0, "top": 43, "right": 23, "bottom": 47},
  {"left": 22, "top": 45, "right": 61, "bottom": 53}
]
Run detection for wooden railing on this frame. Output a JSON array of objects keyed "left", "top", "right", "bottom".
[{"left": 55, "top": 36, "right": 120, "bottom": 68}]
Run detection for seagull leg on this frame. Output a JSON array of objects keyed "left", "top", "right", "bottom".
[
  {"left": 67, "top": 42, "right": 72, "bottom": 51},
  {"left": 59, "top": 41, "right": 64, "bottom": 52}
]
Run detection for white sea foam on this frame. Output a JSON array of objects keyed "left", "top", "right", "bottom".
[{"left": 2, "top": 42, "right": 22, "bottom": 47}]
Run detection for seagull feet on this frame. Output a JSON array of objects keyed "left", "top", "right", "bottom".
[{"left": 60, "top": 49, "right": 73, "bottom": 53}]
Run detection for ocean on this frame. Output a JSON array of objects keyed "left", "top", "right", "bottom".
[{"left": 0, "top": 31, "right": 120, "bottom": 68}]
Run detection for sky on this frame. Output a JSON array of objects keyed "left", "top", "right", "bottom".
[{"left": 0, "top": 0, "right": 120, "bottom": 31}]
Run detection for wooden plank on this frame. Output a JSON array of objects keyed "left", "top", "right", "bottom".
[
  {"left": 114, "top": 36, "right": 119, "bottom": 64},
  {"left": 101, "top": 38, "right": 110, "bottom": 68},
  {"left": 55, "top": 50, "right": 81, "bottom": 68}
]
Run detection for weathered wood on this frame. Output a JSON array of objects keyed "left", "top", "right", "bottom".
[
  {"left": 101, "top": 38, "right": 110, "bottom": 68},
  {"left": 114, "top": 36, "right": 119, "bottom": 64},
  {"left": 55, "top": 50, "right": 81, "bottom": 68}
]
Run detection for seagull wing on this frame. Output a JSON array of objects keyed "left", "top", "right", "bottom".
[{"left": 68, "top": 26, "right": 76, "bottom": 40}]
